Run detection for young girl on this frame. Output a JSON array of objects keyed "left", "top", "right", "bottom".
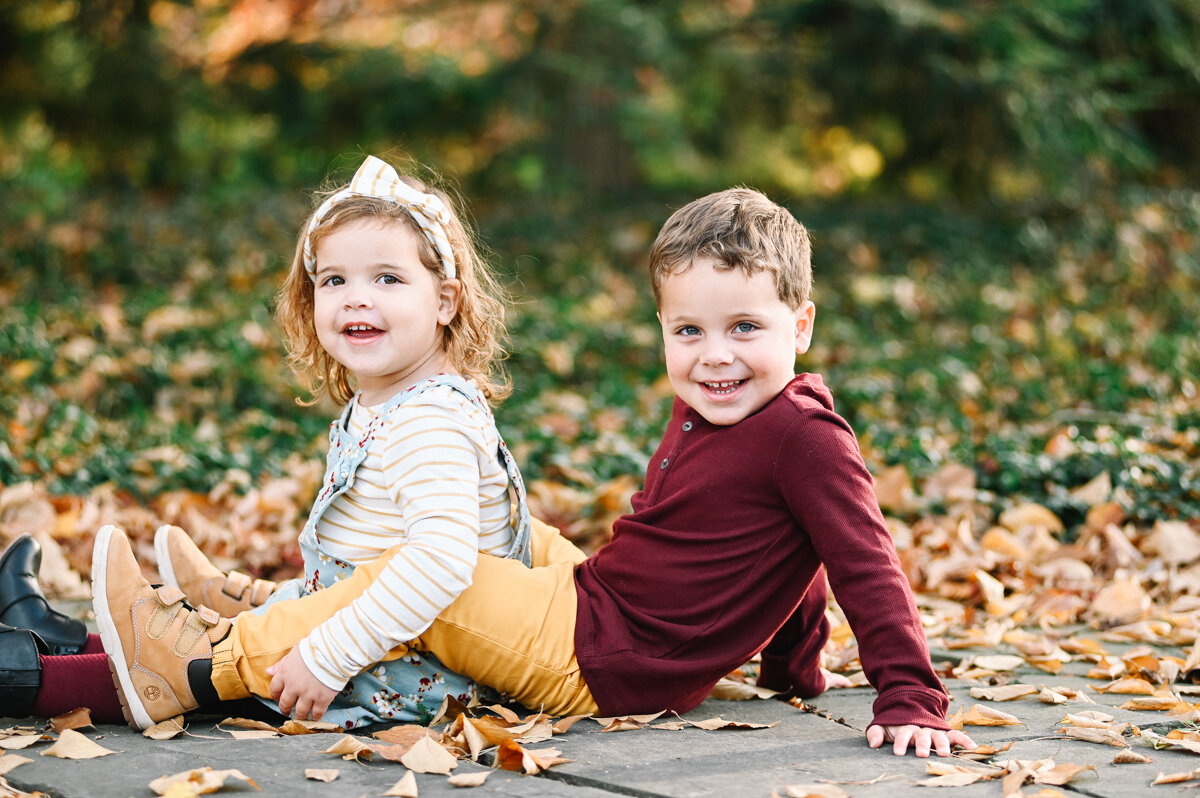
[{"left": 80, "top": 154, "right": 534, "bottom": 729}]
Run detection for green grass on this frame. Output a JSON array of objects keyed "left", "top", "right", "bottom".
[{"left": 2, "top": 182, "right": 1198, "bottom": 531}]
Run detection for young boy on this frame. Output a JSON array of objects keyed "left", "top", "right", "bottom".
[{"left": 92, "top": 188, "right": 974, "bottom": 757}]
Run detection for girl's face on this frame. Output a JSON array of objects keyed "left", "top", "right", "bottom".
[{"left": 312, "top": 219, "right": 461, "bottom": 405}]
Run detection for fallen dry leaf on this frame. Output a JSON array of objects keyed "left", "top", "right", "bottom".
[
  {"left": 373, "top": 725, "right": 437, "bottom": 749},
  {"left": 304, "top": 768, "right": 338, "bottom": 783},
  {"left": 47, "top": 708, "right": 92, "bottom": 733},
  {"left": 1060, "top": 711, "right": 1114, "bottom": 728},
  {"left": 685, "top": 717, "right": 781, "bottom": 731},
  {"left": 1090, "top": 677, "right": 1158, "bottom": 695},
  {"left": 494, "top": 740, "right": 571, "bottom": 774},
  {"left": 447, "top": 770, "right": 491, "bottom": 787},
  {"left": 1056, "top": 727, "right": 1129, "bottom": 748},
  {"left": 1119, "top": 695, "right": 1180, "bottom": 711},
  {"left": 277, "top": 719, "right": 339, "bottom": 735},
  {"left": 774, "top": 785, "right": 850, "bottom": 798},
  {"left": 400, "top": 735, "right": 458, "bottom": 775},
  {"left": 1152, "top": 766, "right": 1200, "bottom": 785},
  {"left": 970, "top": 684, "right": 1038, "bottom": 701},
  {"left": 551, "top": 714, "right": 591, "bottom": 734},
  {"left": 957, "top": 704, "right": 1023, "bottom": 727},
  {"left": 0, "top": 735, "right": 45, "bottom": 751},
  {"left": 324, "top": 734, "right": 374, "bottom": 761},
  {"left": 226, "top": 730, "right": 279, "bottom": 741},
  {"left": 1143, "top": 730, "right": 1200, "bottom": 753},
  {"left": 595, "top": 711, "right": 666, "bottom": 732},
  {"left": 148, "top": 767, "right": 260, "bottom": 795},
  {"left": 0, "top": 754, "right": 32, "bottom": 777},
  {"left": 143, "top": 717, "right": 186, "bottom": 740},
  {"left": 707, "top": 678, "right": 781, "bottom": 700},
  {"left": 1112, "top": 750, "right": 1153, "bottom": 764},
  {"left": 218, "top": 717, "right": 276, "bottom": 731},
  {"left": 41, "top": 729, "right": 113, "bottom": 759},
  {"left": 383, "top": 770, "right": 418, "bottom": 798}
]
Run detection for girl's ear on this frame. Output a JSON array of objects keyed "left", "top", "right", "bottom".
[{"left": 437, "top": 278, "right": 463, "bottom": 325}]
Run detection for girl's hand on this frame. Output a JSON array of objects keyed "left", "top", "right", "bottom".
[
  {"left": 866, "top": 724, "right": 977, "bottom": 757},
  {"left": 267, "top": 647, "right": 338, "bottom": 721}
]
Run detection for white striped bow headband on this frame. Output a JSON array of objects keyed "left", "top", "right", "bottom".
[{"left": 302, "top": 155, "right": 457, "bottom": 280}]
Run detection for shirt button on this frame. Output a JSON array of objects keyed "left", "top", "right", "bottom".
[
  {"left": 682, "top": 421, "right": 693, "bottom": 431},
  {"left": 660, "top": 458, "right": 670, "bottom": 470}
]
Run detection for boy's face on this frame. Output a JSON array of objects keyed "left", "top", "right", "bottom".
[{"left": 658, "top": 257, "right": 815, "bottom": 426}]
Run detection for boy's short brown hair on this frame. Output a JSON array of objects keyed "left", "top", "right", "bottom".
[{"left": 649, "top": 187, "right": 812, "bottom": 309}]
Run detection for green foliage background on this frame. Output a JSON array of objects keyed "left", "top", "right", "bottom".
[{"left": 2, "top": 0, "right": 1199, "bottom": 529}]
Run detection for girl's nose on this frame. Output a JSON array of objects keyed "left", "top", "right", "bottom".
[{"left": 344, "top": 284, "right": 373, "bottom": 309}]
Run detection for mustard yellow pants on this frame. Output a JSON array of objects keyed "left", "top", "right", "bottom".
[{"left": 210, "top": 520, "right": 598, "bottom": 717}]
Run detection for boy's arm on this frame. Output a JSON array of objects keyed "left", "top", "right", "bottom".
[
  {"left": 756, "top": 569, "right": 829, "bottom": 698},
  {"left": 775, "top": 409, "right": 952, "bottom": 733}
]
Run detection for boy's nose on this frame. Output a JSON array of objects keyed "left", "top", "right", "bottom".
[{"left": 700, "top": 341, "right": 734, "bottom": 366}]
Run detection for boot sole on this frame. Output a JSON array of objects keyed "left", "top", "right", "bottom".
[
  {"left": 153, "top": 525, "right": 179, "bottom": 589},
  {"left": 91, "top": 524, "right": 156, "bottom": 730}
]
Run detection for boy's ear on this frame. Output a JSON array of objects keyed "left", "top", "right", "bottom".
[
  {"left": 437, "top": 278, "right": 462, "bottom": 325},
  {"left": 793, "top": 301, "right": 816, "bottom": 355}
]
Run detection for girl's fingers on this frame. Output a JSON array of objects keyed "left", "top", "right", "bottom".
[{"left": 890, "top": 726, "right": 914, "bottom": 756}]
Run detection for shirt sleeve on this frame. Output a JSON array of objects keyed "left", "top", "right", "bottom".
[
  {"left": 299, "top": 395, "right": 486, "bottom": 690},
  {"left": 772, "top": 408, "right": 950, "bottom": 730}
]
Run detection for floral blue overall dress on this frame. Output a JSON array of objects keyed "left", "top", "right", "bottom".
[{"left": 250, "top": 374, "right": 532, "bottom": 728}]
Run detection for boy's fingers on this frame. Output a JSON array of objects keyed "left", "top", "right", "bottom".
[
  {"left": 950, "top": 730, "right": 978, "bottom": 750},
  {"left": 891, "top": 726, "right": 914, "bottom": 756},
  {"left": 932, "top": 732, "right": 952, "bottom": 757},
  {"left": 865, "top": 725, "right": 885, "bottom": 748},
  {"left": 911, "top": 727, "right": 933, "bottom": 758}
]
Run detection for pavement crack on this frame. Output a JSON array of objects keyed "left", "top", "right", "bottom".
[{"left": 537, "top": 769, "right": 677, "bottom": 797}]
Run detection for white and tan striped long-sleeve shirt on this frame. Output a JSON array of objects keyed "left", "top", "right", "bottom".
[{"left": 298, "top": 384, "right": 516, "bottom": 690}]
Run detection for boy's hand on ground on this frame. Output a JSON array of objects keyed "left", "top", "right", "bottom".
[
  {"left": 866, "top": 724, "right": 977, "bottom": 757},
  {"left": 267, "top": 647, "right": 337, "bottom": 721}
]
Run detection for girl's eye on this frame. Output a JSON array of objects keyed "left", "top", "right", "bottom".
[
  {"left": 321, "top": 275, "right": 344, "bottom": 287},
  {"left": 378, "top": 274, "right": 401, "bottom": 285},
  {"left": 734, "top": 322, "right": 757, "bottom": 334}
]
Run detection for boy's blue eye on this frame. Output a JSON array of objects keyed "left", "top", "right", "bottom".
[
  {"left": 678, "top": 325, "right": 701, "bottom": 337},
  {"left": 734, "top": 322, "right": 757, "bottom": 333}
]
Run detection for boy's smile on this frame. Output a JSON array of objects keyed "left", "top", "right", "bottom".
[{"left": 658, "top": 257, "right": 815, "bottom": 426}]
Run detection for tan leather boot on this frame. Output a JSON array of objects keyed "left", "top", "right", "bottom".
[
  {"left": 153, "top": 525, "right": 276, "bottom": 618},
  {"left": 92, "top": 525, "right": 232, "bottom": 729}
]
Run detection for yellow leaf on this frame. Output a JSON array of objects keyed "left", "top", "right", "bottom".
[
  {"left": 304, "top": 769, "right": 338, "bottom": 782},
  {"left": 1033, "top": 762, "right": 1095, "bottom": 786},
  {"left": 707, "top": 678, "right": 781, "bottom": 700},
  {"left": 0, "top": 735, "right": 46, "bottom": 751},
  {"left": 278, "top": 719, "right": 339, "bottom": 735},
  {"left": 148, "top": 767, "right": 260, "bottom": 795},
  {"left": 48, "top": 708, "right": 93, "bottom": 733},
  {"left": 383, "top": 770, "right": 419, "bottom": 798},
  {"left": 1055, "top": 727, "right": 1129, "bottom": 747},
  {"left": 323, "top": 734, "right": 374, "bottom": 761},
  {"left": 218, "top": 717, "right": 277, "bottom": 731},
  {"left": 0, "top": 754, "right": 32, "bottom": 777},
  {"left": 1119, "top": 695, "right": 1180, "bottom": 711},
  {"left": 1112, "top": 750, "right": 1153, "bottom": 764},
  {"left": 970, "top": 684, "right": 1038, "bottom": 702},
  {"left": 1152, "top": 766, "right": 1200, "bottom": 785},
  {"left": 1090, "top": 677, "right": 1157, "bottom": 695},
  {"left": 959, "top": 705, "right": 1023, "bottom": 727},
  {"left": 551, "top": 714, "right": 591, "bottom": 734},
  {"left": 143, "top": 717, "right": 186, "bottom": 740},
  {"left": 999, "top": 503, "right": 1063, "bottom": 533},
  {"left": 776, "top": 785, "right": 850, "bottom": 798},
  {"left": 448, "top": 770, "right": 491, "bottom": 787},
  {"left": 40, "top": 729, "right": 113, "bottom": 759},
  {"left": 686, "top": 717, "right": 780, "bottom": 731},
  {"left": 494, "top": 741, "right": 570, "bottom": 775},
  {"left": 400, "top": 735, "right": 458, "bottom": 775}
]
